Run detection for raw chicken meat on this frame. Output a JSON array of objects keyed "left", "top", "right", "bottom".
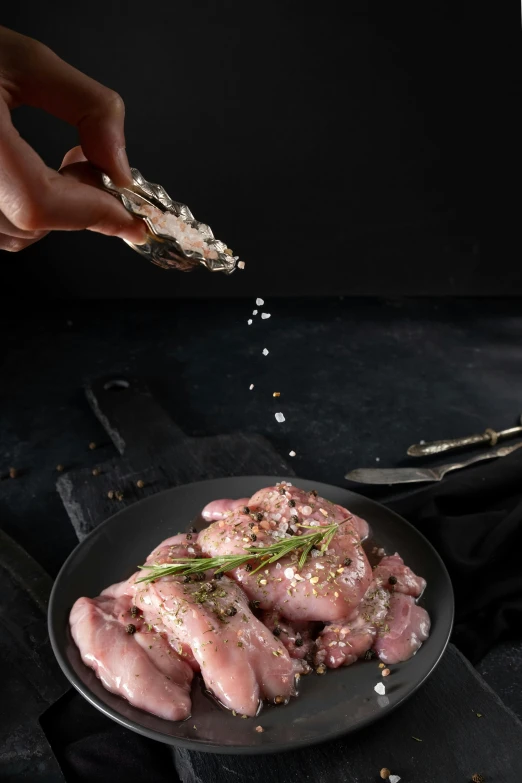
[
  {"left": 201, "top": 498, "right": 250, "bottom": 521},
  {"left": 70, "top": 593, "right": 193, "bottom": 721},
  {"left": 373, "top": 593, "right": 431, "bottom": 664},
  {"left": 69, "top": 483, "right": 431, "bottom": 722},
  {"left": 372, "top": 554, "right": 426, "bottom": 598},
  {"left": 199, "top": 484, "right": 373, "bottom": 621},
  {"left": 314, "top": 582, "right": 390, "bottom": 668}
]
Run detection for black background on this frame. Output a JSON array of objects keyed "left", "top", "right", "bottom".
[{"left": 0, "top": 4, "right": 510, "bottom": 297}]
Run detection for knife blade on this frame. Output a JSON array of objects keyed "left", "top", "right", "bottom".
[{"left": 345, "top": 441, "right": 522, "bottom": 485}]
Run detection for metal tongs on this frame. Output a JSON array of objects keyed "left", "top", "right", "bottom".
[{"left": 102, "top": 168, "right": 240, "bottom": 274}]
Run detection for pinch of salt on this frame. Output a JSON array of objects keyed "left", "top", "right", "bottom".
[
  {"left": 275, "top": 412, "right": 285, "bottom": 423},
  {"left": 248, "top": 319, "right": 253, "bottom": 325},
  {"left": 262, "top": 348, "right": 269, "bottom": 356},
  {"left": 374, "top": 682, "right": 386, "bottom": 695},
  {"left": 256, "top": 298, "right": 264, "bottom": 306},
  {"left": 289, "top": 450, "right": 296, "bottom": 457},
  {"left": 261, "top": 313, "right": 271, "bottom": 319},
  {"left": 284, "top": 568, "right": 294, "bottom": 579},
  {"left": 249, "top": 384, "right": 254, "bottom": 390}
]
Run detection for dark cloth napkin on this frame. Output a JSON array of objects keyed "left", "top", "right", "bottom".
[
  {"left": 42, "top": 449, "right": 522, "bottom": 782},
  {"left": 386, "top": 446, "right": 522, "bottom": 663}
]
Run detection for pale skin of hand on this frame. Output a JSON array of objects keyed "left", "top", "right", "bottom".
[{"left": 0, "top": 26, "right": 147, "bottom": 252}]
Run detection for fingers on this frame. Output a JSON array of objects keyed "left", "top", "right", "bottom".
[
  {"left": 0, "top": 26, "right": 131, "bottom": 186},
  {"left": 0, "top": 231, "right": 46, "bottom": 252},
  {"left": 0, "top": 101, "right": 146, "bottom": 244},
  {"left": 60, "top": 145, "right": 87, "bottom": 168}
]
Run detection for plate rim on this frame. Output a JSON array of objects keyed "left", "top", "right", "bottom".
[{"left": 48, "top": 475, "right": 454, "bottom": 755}]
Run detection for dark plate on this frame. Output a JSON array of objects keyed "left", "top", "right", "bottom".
[{"left": 48, "top": 476, "right": 454, "bottom": 754}]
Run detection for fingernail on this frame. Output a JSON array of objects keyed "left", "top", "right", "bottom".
[{"left": 116, "top": 147, "right": 133, "bottom": 183}]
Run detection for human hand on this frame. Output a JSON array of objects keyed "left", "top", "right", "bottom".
[{"left": 0, "top": 26, "right": 146, "bottom": 252}]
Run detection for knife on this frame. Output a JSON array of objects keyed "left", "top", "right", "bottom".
[{"left": 345, "top": 441, "right": 522, "bottom": 485}]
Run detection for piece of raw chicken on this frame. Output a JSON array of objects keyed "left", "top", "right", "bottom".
[
  {"left": 131, "top": 533, "right": 300, "bottom": 716},
  {"left": 70, "top": 593, "right": 193, "bottom": 721},
  {"left": 199, "top": 484, "right": 373, "bottom": 622},
  {"left": 373, "top": 593, "right": 431, "bottom": 664}
]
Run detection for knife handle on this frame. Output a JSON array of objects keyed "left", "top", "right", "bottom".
[{"left": 407, "top": 430, "right": 494, "bottom": 457}]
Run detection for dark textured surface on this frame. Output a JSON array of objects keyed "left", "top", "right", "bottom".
[{"left": 3, "top": 298, "right": 522, "bottom": 579}]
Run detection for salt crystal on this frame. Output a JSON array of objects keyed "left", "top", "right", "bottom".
[
  {"left": 275, "top": 562, "right": 282, "bottom": 570},
  {"left": 248, "top": 319, "right": 253, "bottom": 325},
  {"left": 237, "top": 261, "right": 245, "bottom": 269},
  {"left": 187, "top": 547, "right": 195, "bottom": 554},
  {"left": 225, "top": 537, "right": 230, "bottom": 543},
  {"left": 256, "top": 298, "right": 264, "bottom": 306},
  {"left": 375, "top": 457, "right": 380, "bottom": 462},
  {"left": 289, "top": 450, "right": 296, "bottom": 457},
  {"left": 275, "top": 412, "right": 285, "bottom": 423},
  {"left": 315, "top": 563, "right": 324, "bottom": 570},
  {"left": 374, "top": 682, "right": 386, "bottom": 695},
  {"left": 284, "top": 568, "right": 294, "bottom": 579},
  {"left": 261, "top": 313, "right": 271, "bottom": 319},
  {"left": 389, "top": 777, "right": 401, "bottom": 783},
  {"left": 249, "top": 384, "right": 254, "bottom": 390},
  {"left": 253, "top": 309, "right": 258, "bottom": 315},
  {"left": 311, "top": 550, "right": 322, "bottom": 558},
  {"left": 262, "top": 348, "right": 269, "bottom": 356},
  {"left": 420, "top": 439, "right": 425, "bottom": 445},
  {"left": 301, "top": 505, "right": 312, "bottom": 516}
]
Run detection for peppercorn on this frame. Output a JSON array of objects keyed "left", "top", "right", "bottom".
[
  {"left": 315, "top": 664, "right": 326, "bottom": 675},
  {"left": 364, "top": 649, "right": 374, "bottom": 660},
  {"left": 225, "top": 606, "right": 237, "bottom": 616},
  {"left": 242, "top": 506, "right": 250, "bottom": 514},
  {"left": 471, "top": 776, "right": 485, "bottom": 783},
  {"left": 273, "top": 627, "right": 281, "bottom": 637},
  {"left": 183, "top": 575, "right": 192, "bottom": 583},
  {"left": 125, "top": 624, "right": 136, "bottom": 634},
  {"left": 388, "top": 575, "right": 397, "bottom": 586},
  {"left": 288, "top": 499, "right": 296, "bottom": 507},
  {"left": 92, "top": 467, "right": 100, "bottom": 476},
  {"left": 295, "top": 637, "right": 304, "bottom": 647},
  {"left": 309, "top": 489, "right": 318, "bottom": 497},
  {"left": 379, "top": 770, "right": 390, "bottom": 780},
  {"left": 255, "top": 512, "right": 263, "bottom": 522},
  {"left": 88, "top": 442, "right": 97, "bottom": 450},
  {"left": 213, "top": 572, "right": 223, "bottom": 580},
  {"left": 189, "top": 526, "right": 197, "bottom": 533},
  {"left": 291, "top": 515, "right": 299, "bottom": 523},
  {"left": 245, "top": 564, "right": 253, "bottom": 572},
  {"left": 56, "top": 464, "right": 64, "bottom": 473},
  {"left": 250, "top": 533, "right": 257, "bottom": 542},
  {"left": 344, "top": 558, "right": 352, "bottom": 567},
  {"left": 130, "top": 605, "right": 139, "bottom": 618},
  {"left": 8, "top": 467, "right": 18, "bottom": 479},
  {"left": 194, "top": 573, "right": 206, "bottom": 582},
  {"left": 274, "top": 695, "right": 285, "bottom": 704},
  {"left": 278, "top": 487, "right": 286, "bottom": 495},
  {"left": 248, "top": 522, "right": 255, "bottom": 528},
  {"left": 250, "top": 600, "right": 260, "bottom": 610},
  {"left": 136, "top": 479, "right": 145, "bottom": 488},
  {"left": 186, "top": 533, "right": 193, "bottom": 540}
]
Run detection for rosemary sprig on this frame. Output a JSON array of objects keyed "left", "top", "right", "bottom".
[{"left": 136, "top": 522, "right": 340, "bottom": 584}]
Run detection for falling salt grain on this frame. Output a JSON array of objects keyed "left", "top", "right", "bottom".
[
  {"left": 275, "top": 412, "right": 285, "bottom": 423},
  {"left": 374, "top": 682, "right": 386, "bottom": 695},
  {"left": 248, "top": 319, "right": 253, "bottom": 325},
  {"left": 256, "top": 298, "right": 264, "bottom": 306},
  {"left": 237, "top": 261, "right": 245, "bottom": 269},
  {"left": 249, "top": 384, "right": 254, "bottom": 390},
  {"left": 261, "top": 313, "right": 271, "bottom": 319},
  {"left": 253, "top": 310, "right": 258, "bottom": 315},
  {"left": 262, "top": 348, "right": 269, "bottom": 356},
  {"left": 289, "top": 450, "right": 296, "bottom": 457},
  {"left": 375, "top": 457, "right": 380, "bottom": 462}
]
